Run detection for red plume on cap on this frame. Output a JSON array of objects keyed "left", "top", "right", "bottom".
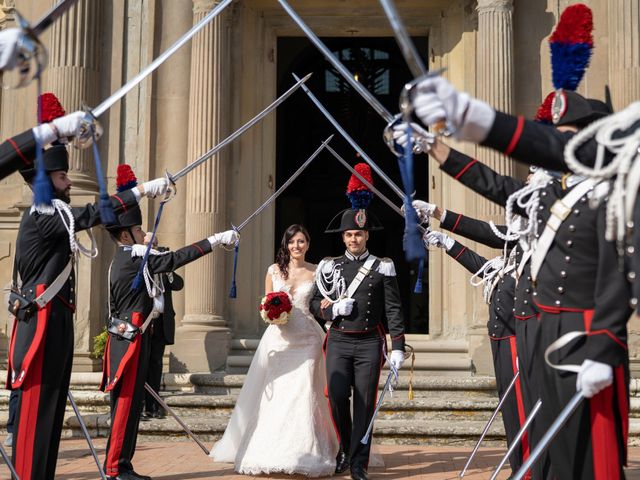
[
  {"left": 535, "top": 92, "right": 554, "bottom": 124},
  {"left": 346, "top": 163, "right": 374, "bottom": 210},
  {"left": 116, "top": 164, "right": 138, "bottom": 192},
  {"left": 39, "top": 92, "right": 66, "bottom": 123},
  {"left": 347, "top": 163, "right": 373, "bottom": 193}
]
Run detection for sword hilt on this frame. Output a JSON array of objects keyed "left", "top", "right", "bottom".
[
  {"left": 73, "top": 105, "right": 103, "bottom": 150},
  {"left": 161, "top": 170, "right": 177, "bottom": 204},
  {"left": 1, "top": 10, "right": 48, "bottom": 90}
]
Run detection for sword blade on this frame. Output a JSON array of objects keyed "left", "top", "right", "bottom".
[
  {"left": 459, "top": 370, "right": 520, "bottom": 478},
  {"left": 512, "top": 392, "right": 584, "bottom": 480},
  {"left": 92, "top": 0, "right": 233, "bottom": 118},
  {"left": 0, "top": 443, "right": 18, "bottom": 479},
  {"left": 32, "top": 0, "right": 78, "bottom": 36},
  {"left": 293, "top": 73, "right": 405, "bottom": 201},
  {"left": 67, "top": 391, "right": 107, "bottom": 480},
  {"left": 144, "top": 383, "right": 211, "bottom": 456},
  {"left": 171, "top": 73, "right": 312, "bottom": 182},
  {"left": 378, "top": 0, "right": 427, "bottom": 78},
  {"left": 278, "top": 0, "right": 393, "bottom": 123},
  {"left": 236, "top": 135, "right": 333, "bottom": 231}
]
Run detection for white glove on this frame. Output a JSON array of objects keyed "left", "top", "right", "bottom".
[
  {"left": 0, "top": 28, "right": 22, "bottom": 71},
  {"left": 424, "top": 231, "right": 455, "bottom": 251},
  {"left": 412, "top": 200, "right": 436, "bottom": 223},
  {"left": 392, "top": 122, "right": 435, "bottom": 153},
  {"left": 51, "top": 111, "right": 86, "bottom": 139},
  {"left": 332, "top": 298, "right": 355, "bottom": 319},
  {"left": 576, "top": 359, "right": 613, "bottom": 399},
  {"left": 141, "top": 177, "right": 170, "bottom": 198},
  {"left": 390, "top": 350, "right": 405, "bottom": 370},
  {"left": 413, "top": 76, "right": 495, "bottom": 143},
  {"left": 208, "top": 229, "right": 239, "bottom": 247}
]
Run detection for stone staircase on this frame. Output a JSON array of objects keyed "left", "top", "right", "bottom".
[
  {"left": 226, "top": 334, "right": 474, "bottom": 376},
  {"left": 3, "top": 372, "right": 640, "bottom": 447}
]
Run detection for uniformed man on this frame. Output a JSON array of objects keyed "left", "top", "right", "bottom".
[
  {"left": 410, "top": 73, "right": 631, "bottom": 479},
  {"left": 141, "top": 233, "right": 184, "bottom": 420},
  {"left": 424, "top": 227, "right": 528, "bottom": 474},
  {"left": 101, "top": 165, "right": 238, "bottom": 480},
  {"left": 7, "top": 145, "right": 169, "bottom": 480},
  {"left": 309, "top": 163, "right": 405, "bottom": 480},
  {"left": 0, "top": 109, "right": 84, "bottom": 181}
]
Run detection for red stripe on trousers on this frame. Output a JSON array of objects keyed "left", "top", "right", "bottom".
[
  {"left": 509, "top": 336, "right": 530, "bottom": 461},
  {"left": 322, "top": 329, "right": 340, "bottom": 444},
  {"left": 615, "top": 365, "right": 628, "bottom": 465},
  {"left": 15, "top": 284, "right": 50, "bottom": 479},
  {"left": 365, "top": 326, "right": 386, "bottom": 470},
  {"left": 105, "top": 312, "right": 143, "bottom": 476},
  {"left": 589, "top": 383, "right": 621, "bottom": 479}
]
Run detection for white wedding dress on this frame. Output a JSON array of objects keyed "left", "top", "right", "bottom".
[{"left": 210, "top": 265, "right": 338, "bottom": 476}]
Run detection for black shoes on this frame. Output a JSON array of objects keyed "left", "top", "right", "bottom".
[
  {"left": 107, "top": 470, "right": 152, "bottom": 480},
  {"left": 350, "top": 465, "right": 369, "bottom": 480},
  {"left": 335, "top": 450, "right": 350, "bottom": 474}
]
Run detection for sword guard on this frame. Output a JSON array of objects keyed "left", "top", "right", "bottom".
[
  {"left": 73, "top": 106, "right": 103, "bottom": 150},
  {"left": 1, "top": 10, "right": 48, "bottom": 90},
  {"left": 161, "top": 170, "right": 177, "bottom": 204}
]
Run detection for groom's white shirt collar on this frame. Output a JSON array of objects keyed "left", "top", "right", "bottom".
[{"left": 345, "top": 249, "right": 369, "bottom": 261}]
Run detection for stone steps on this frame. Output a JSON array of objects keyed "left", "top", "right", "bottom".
[
  {"left": 2, "top": 373, "right": 640, "bottom": 445},
  {"left": 226, "top": 335, "right": 474, "bottom": 376}
]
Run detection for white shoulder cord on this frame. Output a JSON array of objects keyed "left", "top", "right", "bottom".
[
  {"left": 469, "top": 256, "right": 505, "bottom": 303},
  {"left": 565, "top": 103, "right": 640, "bottom": 245},
  {"left": 315, "top": 260, "right": 346, "bottom": 303},
  {"left": 53, "top": 199, "right": 98, "bottom": 258},
  {"left": 131, "top": 247, "right": 171, "bottom": 299}
]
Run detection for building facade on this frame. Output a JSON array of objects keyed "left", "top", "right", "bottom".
[{"left": 0, "top": 0, "right": 638, "bottom": 375}]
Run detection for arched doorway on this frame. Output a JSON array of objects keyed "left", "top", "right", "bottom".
[{"left": 275, "top": 36, "right": 429, "bottom": 334}]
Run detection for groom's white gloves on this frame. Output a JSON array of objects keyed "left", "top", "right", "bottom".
[
  {"left": 423, "top": 231, "right": 455, "bottom": 251},
  {"left": 332, "top": 298, "right": 355, "bottom": 319},
  {"left": 576, "top": 359, "right": 613, "bottom": 398},
  {"left": 413, "top": 76, "right": 495, "bottom": 144},
  {"left": 208, "top": 230, "right": 239, "bottom": 247},
  {"left": 390, "top": 350, "right": 405, "bottom": 370}
]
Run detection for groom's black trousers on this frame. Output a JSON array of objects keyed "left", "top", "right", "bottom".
[{"left": 325, "top": 328, "right": 385, "bottom": 469}]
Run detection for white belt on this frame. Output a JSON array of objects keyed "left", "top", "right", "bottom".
[
  {"left": 346, "top": 255, "right": 377, "bottom": 299},
  {"left": 34, "top": 258, "right": 74, "bottom": 309}
]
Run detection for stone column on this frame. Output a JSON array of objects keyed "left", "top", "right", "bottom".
[
  {"left": 46, "top": 0, "right": 104, "bottom": 371},
  {"left": 608, "top": 0, "right": 640, "bottom": 109},
  {"left": 172, "top": 0, "right": 231, "bottom": 373},
  {"left": 475, "top": 0, "right": 515, "bottom": 217}
]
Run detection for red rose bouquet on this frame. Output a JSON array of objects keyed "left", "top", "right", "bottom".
[{"left": 259, "top": 291, "right": 293, "bottom": 325}]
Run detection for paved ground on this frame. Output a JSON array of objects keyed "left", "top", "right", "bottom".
[{"left": 4, "top": 438, "right": 638, "bottom": 479}]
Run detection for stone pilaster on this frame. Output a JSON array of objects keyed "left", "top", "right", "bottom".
[
  {"left": 46, "top": 0, "right": 104, "bottom": 371},
  {"left": 608, "top": 0, "right": 640, "bottom": 109},
  {"left": 172, "top": 0, "right": 231, "bottom": 373},
  {"left": 475, "top": 0, "right": 515, "bottom": 217}
]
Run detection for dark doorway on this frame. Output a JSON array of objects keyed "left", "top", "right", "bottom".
[{"left": 275, "top": 37, "right": 429, "bottom": 334}]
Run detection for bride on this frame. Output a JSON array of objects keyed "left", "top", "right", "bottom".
[{"left": 210, "top": 224, "right": 338, "bottom": 476}]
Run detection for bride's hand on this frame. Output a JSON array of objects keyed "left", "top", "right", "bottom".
[{"left": 320, "top": 299, "right": 331, "bottom": 310}]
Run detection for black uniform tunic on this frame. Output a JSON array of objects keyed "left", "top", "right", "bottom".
[
  {"left": 310, "top": 250, "right": 405, "bottom": 470},
  {"left": 8, "top": 189, "right": 138, "bottom": 480},
  {"left": 102, "top": 240, "right": 212, "bottom": 477},
  {"left": 480, "top": 111, "right": 633, "bottom": 479},
  {"left": 0, "top": 129, "right": 37, "bottom": 180}
]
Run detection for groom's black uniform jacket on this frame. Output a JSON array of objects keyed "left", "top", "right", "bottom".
[{"left": 309, "top": 251, "right": 405, "bottom": 351}]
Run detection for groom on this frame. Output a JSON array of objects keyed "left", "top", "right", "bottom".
[{"left": 310, "top": 163, "right": 406, "bottom": 480}]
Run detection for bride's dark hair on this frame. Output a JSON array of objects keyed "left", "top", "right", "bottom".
[{"left": 276, "top": 224, "right": 310, "bottom": 280}]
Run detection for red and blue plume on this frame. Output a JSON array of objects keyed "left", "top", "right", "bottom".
[
  {"left": 535, "top": 92, "right": 554, "bottom": 124},
  {"left": 39, "top": 92, "right": 66, "bottom": 123},
  {"left": 549, "top": 3, "right": 593, "bottom": 91},
  {"left": 116, "top": 164, "right": 138, "bottom": 192},
  {"left": 346, "top": 163, "right": 374, "bottom": 209}
]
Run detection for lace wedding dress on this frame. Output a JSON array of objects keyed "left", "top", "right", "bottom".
[{"left": 210, "top": 265, "right": 338, "bottom": 476}]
